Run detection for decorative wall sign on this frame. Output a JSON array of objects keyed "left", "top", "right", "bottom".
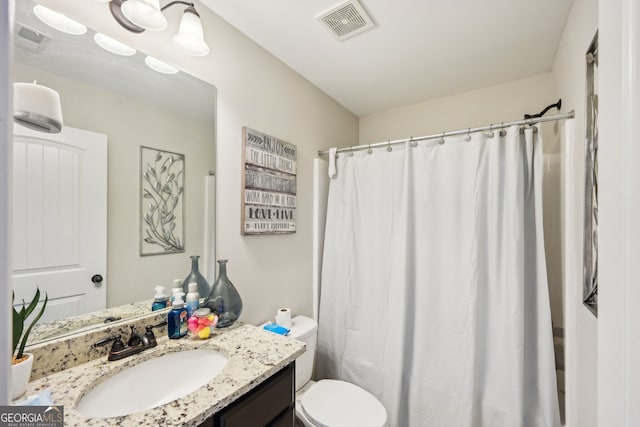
[
  {"left": 140, "top": 146, "right": 185, "bottom": 255},
  {"left": 241, "top": 127, "right": 297, "bottom": 235},
  {"left": 583, "top": 31, "right": 598, "bottom": 316}
]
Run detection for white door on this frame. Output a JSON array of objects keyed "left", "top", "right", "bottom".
[{"left": 12, "top": 124, "right": 107, "bottom": 322}]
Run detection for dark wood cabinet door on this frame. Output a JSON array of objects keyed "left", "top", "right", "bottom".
[{"left": 213, "top": 362, "right": 296, "bottom": 427}]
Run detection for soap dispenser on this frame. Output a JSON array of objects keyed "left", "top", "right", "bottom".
[
  {"left": 168, "top": 294, "right": 188, "bottom": 339},
  {"left": 170, "top": 279, "right": 182, "bottom": 304},
  {"left": 171, "top": 287, "right": 183, "bottom": 306},
  {"left": 185, "top": 282, "right": 200, "bottom": 317},
  {"left": 151, "top": 286, "right": 168, "bottom": 311}
]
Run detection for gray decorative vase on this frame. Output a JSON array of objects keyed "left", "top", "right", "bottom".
[
  {"left": 181, "top": 255, "right": 211, "bottom": 299},
  {"left": 204, "top": 260, "right": 243, "bottom": 328}
]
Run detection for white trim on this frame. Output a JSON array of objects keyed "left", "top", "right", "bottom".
[
  {"left": 598, "top": 0, "right": 640, "bottom": 424},
  {"left": 621, "top": 0, "right": 640, "bottom": 422},
  {"left": 0, "top": 0, "right": 14, "bottom": 405},
  {"left": 312, "top": 158, "right": 329, "bottom": 321},
  {"left": 204, "top": 174, "right": 216, "bottom": 282},
  {"left": 561, "top": 119, "right": 578, "bottom": 427}
]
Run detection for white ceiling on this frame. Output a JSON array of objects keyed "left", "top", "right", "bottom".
[{"left": 200, "top": 0, "right": 574, "bottom": 117}]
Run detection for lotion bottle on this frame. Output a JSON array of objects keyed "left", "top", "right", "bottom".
[
  {"left": 185, "top": 282, "right": 200, "bottom": 318},
  {"left": 168, "top": 294, "right": 188, "bottom": 339}
]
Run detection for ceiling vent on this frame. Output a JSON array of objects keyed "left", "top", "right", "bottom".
[
  {"left": 15, "top": 22, "right": 51, "bottom": 53},
  {"left": 316, "top": 0, "right": 376, "bottom": 41}
]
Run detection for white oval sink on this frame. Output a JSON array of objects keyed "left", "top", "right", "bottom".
[{"left": 76, "top": 349, "right": 228, "bottom": 418}]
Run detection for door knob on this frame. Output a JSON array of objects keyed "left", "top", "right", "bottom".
[{"left": 91, "top": 274, "right": 104, "bottom": 285}]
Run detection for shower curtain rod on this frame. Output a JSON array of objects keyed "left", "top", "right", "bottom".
[{"left": 317, "top": 110, "right": 575, "bottom": 156}]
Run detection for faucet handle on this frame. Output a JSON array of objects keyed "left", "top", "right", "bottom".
[
  {"left": 151, "top": 320, "right": 168, "bottom": 329},
  {"left": 144, "top": 321, "right": 168, "bottom": 348},
  {"left": 127, "top": 325, "right": 138, "bottom": 346},
  {"left": 127, "top": 325, "right": 151, "bottom": 347},
  {"left": 94, "top": 334, "right": 125, "bottom": 352}
]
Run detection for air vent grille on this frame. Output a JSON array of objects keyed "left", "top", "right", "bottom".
[
  {"left": 317, "top": 0, "right": 375, "bottom": 41},
  {"left": 15, "top": 23, "right": 51, "bottom": 53}
]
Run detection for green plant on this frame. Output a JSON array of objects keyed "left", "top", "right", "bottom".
[{"left": 12, "top": 288, "right": 48, "bottom": 362}]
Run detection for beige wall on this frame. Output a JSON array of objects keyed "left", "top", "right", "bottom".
[
  {"left": 551, "top": 0, "right": 599, "bottom": 424},
  {"left": 359, "top": 73, "right": 556, "bottom": 146},
  {"left": 39, "top": 0, "right": 359, "bottom": 325},
  {"left": 14, "top": 62, "right": 216, "bottom": 308}
]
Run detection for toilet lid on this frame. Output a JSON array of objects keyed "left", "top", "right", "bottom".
[{"left": 299, "top": 380, "right": 387, "bottom": 427}]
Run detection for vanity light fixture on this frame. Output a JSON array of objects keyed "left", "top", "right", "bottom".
[
  {"left": 94, "top": 33, "right": 137, "bottom": 56},
  {"left": 172, "top": 4, "right": 209, "bottom": 56},
  {"left": 121, "top": 0, "right": 167, "bottom": 31},
  {"left": 33, "top": 4, "right": 87, "bottom": 35},
  {"left": 107, "top": 0, "right": 210, "bottom": 57},
  {"left": 14, "top": 82, "right": 64, "bottom": 134},
  {"left": 144, "top": 56, "right": 180, "bottom": 74}
]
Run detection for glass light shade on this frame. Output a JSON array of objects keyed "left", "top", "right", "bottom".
[
  {"left": 172, "top": 11, "right": 210, "bottom": 57},
  {"left": 14, "top": 82, "right": 64, "bottom": 134},
  {"left": 144, "top": 56, "right": 179, "bottom": 75},
  {"left": 33, "top": 5, "right": 87, "bottom": 35},
  {"left": 121, "top": 0, "right": 167, "bottom": 31},
  {"left": 94, "top": 33, "right": 136, "bottom": 56}
]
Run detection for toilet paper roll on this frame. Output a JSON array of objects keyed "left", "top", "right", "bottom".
[{"left": 275, "top": 308, "right": 292, "bottom": 329}]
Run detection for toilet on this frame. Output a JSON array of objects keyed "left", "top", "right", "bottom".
[{"left": 288, "top": 315, "right": 387, "bottom": 427}]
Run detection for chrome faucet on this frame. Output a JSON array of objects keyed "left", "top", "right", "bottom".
[{"left": 94, "top": 322, "right": 167, "bottom": 361}]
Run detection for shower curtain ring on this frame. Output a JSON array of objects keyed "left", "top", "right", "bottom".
[
  {"left": 487, "top": 124, "right": 495, "bottom": 138},
  {"left": 465, "top": 128, "right": 471, "bottom": 142},
  {"left": 349, "top": 146, "right": 354, "bottom": 157},
  {"left": 367, "top": 144, "right": 372, "bottom": 154},
  {"left": 500, "top": 122, "right": 506, "bottom": 137},
  {"left": 387, "top": 140, "right": 392, "bottom": 152},
  {"left": 437, "top": 131, "right": 445, "bottom": 145},
  {"left": 409, "top": 136, "right": 417, "bottom": 148}
]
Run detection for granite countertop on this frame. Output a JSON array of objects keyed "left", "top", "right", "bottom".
[
  {"left": 22, "top": 325, "right": 305, "bottom": 427},
  {"left": 28, "top": 300, "right": 154, "bottom": 344}
]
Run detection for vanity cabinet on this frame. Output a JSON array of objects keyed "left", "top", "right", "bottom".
[{"left": 198, "top": 362, "right": 295, "bottom": 427}]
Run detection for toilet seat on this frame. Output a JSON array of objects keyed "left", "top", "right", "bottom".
[{"left": 299, "top": 379, "right": 387, "bottom": 427}]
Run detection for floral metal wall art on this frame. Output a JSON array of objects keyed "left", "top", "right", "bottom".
[{"left": 140, "top": 146, "right": 185, "bottom": 256}]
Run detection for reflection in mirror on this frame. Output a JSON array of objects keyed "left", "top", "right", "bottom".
[{"left": 13, "top": 0, "right": 217, "bottom": 345}]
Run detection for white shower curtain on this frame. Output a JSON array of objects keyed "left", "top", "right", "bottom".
[{"left": 317, "top": 126, "right": 561, "bottom": 427}]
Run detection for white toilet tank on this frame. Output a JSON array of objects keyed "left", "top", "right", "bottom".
[{"left": 288, "top": 315, "right": 317, "bottom": 391}]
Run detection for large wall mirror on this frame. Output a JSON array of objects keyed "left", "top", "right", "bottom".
[{"left": 13, "top": 0, "right": 217, "bottom": 344}]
